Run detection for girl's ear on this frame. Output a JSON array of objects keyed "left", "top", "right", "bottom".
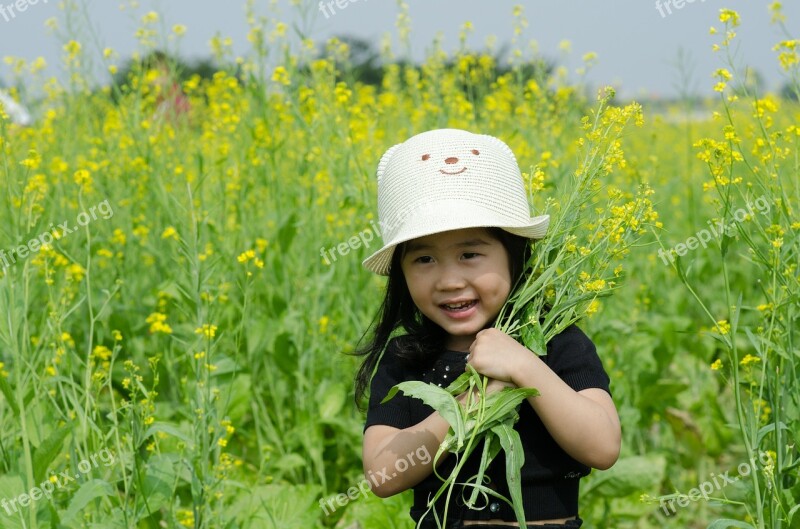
[{"left": 376, "top": 143, "right": 403, "bottom": 184}]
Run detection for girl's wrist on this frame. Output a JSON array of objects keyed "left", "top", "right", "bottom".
[{"left": 509, "top": 348, "right": 538, "bottom": 387}]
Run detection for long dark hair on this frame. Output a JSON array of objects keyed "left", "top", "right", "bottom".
[{"left": 353, "top": 227, "right": 532, "bottom": 409}]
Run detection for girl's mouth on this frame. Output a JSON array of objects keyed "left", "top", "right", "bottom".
[{"left": 440, "top": 300, "right": 478, "bottom": 319}]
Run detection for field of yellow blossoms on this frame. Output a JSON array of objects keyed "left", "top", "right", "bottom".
[{"left": 0, "top": 2, "right": 798, "bottom": 528}]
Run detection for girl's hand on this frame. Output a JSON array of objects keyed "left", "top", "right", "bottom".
[{"left": 466, "top": 328, "right": 533, "bottom": 385}]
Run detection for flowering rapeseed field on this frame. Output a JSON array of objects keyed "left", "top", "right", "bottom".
[{"left": 0, "top": 2, "right": 797, "bottom": 528}]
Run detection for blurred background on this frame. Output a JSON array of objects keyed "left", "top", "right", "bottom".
[{"left": 0, "top": 1, "right": 797, "bottom": 528}]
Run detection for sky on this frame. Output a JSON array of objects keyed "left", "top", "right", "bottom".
[{"left": 0, "top": 0, "right": 798, "bottom": 100}]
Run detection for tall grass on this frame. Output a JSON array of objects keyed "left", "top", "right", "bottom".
[{"left": 0, "top": 3, "right": 796, "bottom": 528}]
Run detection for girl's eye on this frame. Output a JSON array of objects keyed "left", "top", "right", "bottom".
[
  {"left": 462, "top": 252, "right": 480, "bottom": 259},
  {"left": 414, "top": 256, "right": 434, "bottom": 264}
]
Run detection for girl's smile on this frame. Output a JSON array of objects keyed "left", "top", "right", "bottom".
[{"left": 400, "top": 228, "right": 512, "bottom": 352}]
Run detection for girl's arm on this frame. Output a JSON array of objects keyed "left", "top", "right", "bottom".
[
  {"left": 363, "top": 380, "right": 510, "bottom": 498},
  {"left": 362, "top": 414, "right": 453, "bottom": 498},
  {"left": 467, "top": 329, "right": 621, "bottom": 470},
  {"left": 513, "top": 361, "right": 620, "bottom": 470}
]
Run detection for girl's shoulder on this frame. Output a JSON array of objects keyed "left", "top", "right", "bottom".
[
  {"left": 549, "top": 323, "right": 593, "bottom": 345},
  {"left": 545, "top": 324, "right": 597, "bottom": 359}
]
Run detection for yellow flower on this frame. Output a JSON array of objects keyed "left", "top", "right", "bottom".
[
  {"left": 61, "top": 332, "right": 75, "bottom": 348},
  {"left": 271, "top": 66, "right": 291, "bottom": 86},
  {"left": 710, "top": 359, "right": 723, "bottom": 371},
  {"left": 719, "top": 9, "right": 740, "bottom": 27},
  {"left": 111, "top": 229, "right": 127, "bottom": 245},
  {"left": 237, "top": 249, "right": 255, "bottom": 263},
  {"left": 172, "top": 24, "right": 187, "bottom": 36},
  {"left": 195, "top": 324, "right": 218, "bottom": 339},
  {"left": 714, "top": 68, "right": 732, "bottom": 81},
  {"left": 585, "top": 299, "right": 601, "bottom": 316},
  {"left": 146, "top": 312, "right": 173, "bottom": 334},
  {"left": 74, "top": 169, "right": 92, "bottom": 187},
  {"left": 63, "top": 40, "right": 81, "bottom": 59},
  {"left": 717, "top": 320, "right": 731, "bottom": 335},
  {"left": 740, "top": 354, "right": 761, "bottom": 367},
  {"left": 584, "top": 279, "right": 606, "bottom": 292},
  {"left": 93, "top": 345, "right": 112, "bottom": 361},
  {"left": 161, "top": 226, "right": 179, "bottom": 240},
  {"left": 66, "top": 263, "right": 85, "bottom": 282}
]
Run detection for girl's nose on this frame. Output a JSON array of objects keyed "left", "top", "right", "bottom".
[
  {"left": 435, "top": 266, "right": 466, "bottom": 291},
  {"left": 444, "top": 157, "right": 459, "bottom": 164}
]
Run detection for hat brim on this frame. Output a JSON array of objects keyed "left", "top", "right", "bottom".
[{"left": 361, "top": 201, "right": 549, "bottom": 276}]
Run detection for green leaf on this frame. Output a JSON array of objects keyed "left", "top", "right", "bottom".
[
  {"left": 274, "top": 453, "right": 306, "bottom": 473},
  {"left": 706, "top": 519, "right": 756, "bottom": 529},
  {"left": 231, "top": 484, "right": 320, "bottom": 528},
  {"left": 583, "top": 455, "right": 666, "bottom": 497},
  {"left": 519, "top": 318, "right": 547, "bottom": 356},
  {"left": 62, "top": 479, "right": 114, "bottom": 524},
  {"left": 465, "top": 432, "right": 501, "bottom": 508},
  {"left": 490, "top": 421, "right": 527, "bottom": 527},
  {"left": 443, "top": 371, "right": 471, "bottom": 395},
  {"left": 481, "top": 387, "right": 539, "bottom": 426},
  {"left": 720, "top": 232, "right": 732, "bottom": 258},
  {"left": 317, "top": 381, "right": 346, "bottom": 423},
  {"left": 32, "top": 425, "right": 71, "bottom": 485},
  {"left": 382, "top": 382, "right": 465, "bottom": 445},
  {"left": 0, "top": 474, "right": 26, "bottom": 529},
  {"left": 0, "top": 375, "right": 19, "bottom": 416},
  {"left": 142, "top": 421, "right": 193, "bottom": 446},
  {"left": 278, "top": 213, "right": 298, "bottom": 252},
  {"left": 272, "top": 332, "right": 297, "bottom": 377},
  {"left": 135, "top": 454, "right": 176, "bottom": 518}
]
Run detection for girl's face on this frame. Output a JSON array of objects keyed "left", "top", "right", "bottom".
[{"left": 400, "top": 228, "right": 512, "bottom": 352}]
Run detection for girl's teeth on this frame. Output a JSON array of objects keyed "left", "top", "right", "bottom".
[{"left": 445, "top": 301, "right": 474, "bottom": 310}]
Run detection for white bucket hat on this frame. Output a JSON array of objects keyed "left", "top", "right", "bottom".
[{"left": 362, "top": 128, "right": 549, "bottom": 275}]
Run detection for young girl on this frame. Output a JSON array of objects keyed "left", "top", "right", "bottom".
[{"left": 355, "top": 128, "right": 621, "bottom": 528}]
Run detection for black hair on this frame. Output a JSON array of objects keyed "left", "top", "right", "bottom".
[{"left": 352, "top": 227, "right": 532, "bottom": 409}]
